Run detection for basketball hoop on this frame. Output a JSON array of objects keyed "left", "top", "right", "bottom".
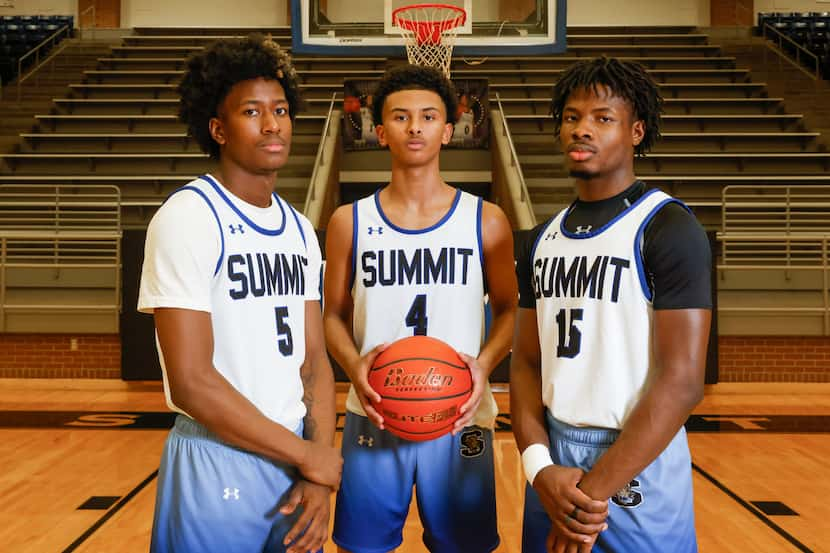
[{"left": 392, "top": 3, "right": 466, "bottom": 77}]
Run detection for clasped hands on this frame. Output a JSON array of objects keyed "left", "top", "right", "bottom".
[{"left": 533, "top": 465, "right": 609, "bottom": 553}]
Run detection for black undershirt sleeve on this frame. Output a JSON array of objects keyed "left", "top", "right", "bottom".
[
  {"left": 516, "top": 223, "right": 547, "bottom": 309},
  {"left": 642, "top": 202, "right": 713, "bottom": 310}
]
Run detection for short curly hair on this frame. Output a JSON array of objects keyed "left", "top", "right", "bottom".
[
  {"left": 550, "top": 57, "right": 663, "bottom": 157},
  {"left": 178, "top": 34, "right": 302, "bottom": 160},
  {"left": 372, "top": 65, "right": 458, "bottom": 126}
]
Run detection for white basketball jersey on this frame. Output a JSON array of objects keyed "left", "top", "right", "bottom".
[
  {"left": 347, "top": 189, "right": 497, "bottom": 428},
  {"left": 160, "top": 175, "right": 313, "bottom": 430},
  {"left": 532, "top": 189, "right": 681, "bottom": 429}
]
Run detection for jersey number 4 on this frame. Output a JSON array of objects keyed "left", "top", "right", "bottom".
[
  {"left": 555, "top": 308, "right": 583, "bottom": 358},
  {"left": 406, "top": 294, "right": 428, "bottom": 335},
  {"left": 274, "top": 306, "right": 293, "bottom": 356}
]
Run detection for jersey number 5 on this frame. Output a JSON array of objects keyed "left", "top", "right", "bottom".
[
  {"left": 274, "top": 306, "right": 293, "bottom": 356},
  {"left": 555, "top": 308, "right": 583, "bottom": 358},
  {"left": 406, "top": 294, "right": 428, "bottom": 335}
]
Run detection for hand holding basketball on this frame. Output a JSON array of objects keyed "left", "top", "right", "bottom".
[
  {"left": 368, "top": 335, "right": 472, "bottom": 441},
  {"left": 452, "top": 351, "right": 485, "bottom": 434},
  {"left": 349, "top": 342, "right": 388, "bottom": 429}
]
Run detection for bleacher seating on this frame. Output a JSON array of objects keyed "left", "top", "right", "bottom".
[
  {"left": 757, "top": 11, "right": 830, "bottom": 78},
  {"left": 0, "top": 15, "right": 73, "bottom": 84},
  {"left": 0, "top": 24, "right": 826, "bottom": 337}
]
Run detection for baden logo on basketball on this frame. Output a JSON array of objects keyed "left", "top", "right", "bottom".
[
  {"left": 382, "top": 366, "right": 454, "bottom": 391},
  {"left": 369, "top": 335, "right": 472, "bottom": 442}
]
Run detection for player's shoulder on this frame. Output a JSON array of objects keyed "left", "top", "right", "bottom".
[
  {"left": 478, "top": 198, "right": 509, "bottom": 227},
  {"left": 149, "top": 182, "right": 218, "bottom": 233},
  {"left": 328, "top": 202, "right": 355, "bottom": 229}
]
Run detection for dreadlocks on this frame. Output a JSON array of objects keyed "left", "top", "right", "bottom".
[{"left": 550, "top": 57, "right": 663, "bottom": 157}]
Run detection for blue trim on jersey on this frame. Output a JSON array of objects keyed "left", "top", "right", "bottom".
[
  {"left": 559, "top": 187, "right": 663, "bottom": 239},
  {"left": 633, "top": 198, "right": 690, "bottom": 301},
  {"left": 350, "top": 201, "right": 358, "bottom": 290},
  {"left": 283, "top": 195, "right": 307, "bottom": 250},
  {"left": 476, "top": 196, "right": 486, "bottom": 290},
  {"left": 529, "top": 216, "right": 557, "bottom": 289},
  {"left": 200, "top": 174, "right": 287, "bottom": 236},
  {"left": 373, "top": 188, "right": 461, "bottom": 235},
  {"left": 169, "top": 186, "right": 225, "bottom": 277}
]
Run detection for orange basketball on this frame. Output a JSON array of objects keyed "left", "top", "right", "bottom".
[
  {"left": 368, "top": 335, "right": 472, "bottom": 441},
  {"left": 343, "top": 95, "right": 361, "bottom": 113}
]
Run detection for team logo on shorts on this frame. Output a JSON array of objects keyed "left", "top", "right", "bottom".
[
  {"left": 612, "top": 479, "right": 643, "bottom": 508},
  {"left": 459, "top": 428, "right": 485, "bottom": 458}
]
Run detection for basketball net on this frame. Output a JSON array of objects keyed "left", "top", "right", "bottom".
[{"left": 392, "top": 4, "right": 466, "bottom": 78}]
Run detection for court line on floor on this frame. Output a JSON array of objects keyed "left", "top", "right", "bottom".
[
  {"left": 62, "top": 470, "right": 159, "bottom": 553},
  {"left": 692, "top": 463, "right": 813, "bottom": 553}
]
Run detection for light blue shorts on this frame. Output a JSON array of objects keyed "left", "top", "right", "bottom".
[
  {"left": 151, "top": 415, "right": 320, "bottom": 553},
  {"left": 522, "top": 413, "right": 697, "bottom": 553},
  {"left": 333, "top": 412, "right": 499, "bottom": 553}
]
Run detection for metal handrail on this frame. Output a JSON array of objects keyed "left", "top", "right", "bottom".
[
  {"left": 718, "top": 233, "right": 830, "bottom": 334},
  {"left": 14, "top": 24, "right": 71, "bottom": 101},
  {"left": 762, "top": 22, "right": 820, "bottom": 80},
  {"left": 303, "top": 92, "right": 338, "bottom": 215},
  {"left": 494, "top": 93, "right": 532, "bottom": 205}
]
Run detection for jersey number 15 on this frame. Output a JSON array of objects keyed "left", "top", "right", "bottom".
[{"left": 556, "top": 308, "right": 583, "bottom": 358}]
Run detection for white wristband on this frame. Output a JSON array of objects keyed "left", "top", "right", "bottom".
[{"left": 521, "top": 443, "right": 554, "bottom": 485}]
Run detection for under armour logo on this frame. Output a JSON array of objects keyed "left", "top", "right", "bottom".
[
  {"left": 228, "top": 224, "right": 244, "bottom": 234},
  {"left": 223, "top": 487, "right": 240, "bottom": 500},
  {"left": 357, "top": 435, "right": 374, "bottom": 447},
  {"left": 544, "top": 232, "right": 558, "bottom": 241},
  {"left": 574, "top": 225, "right": 593, "bottom": 235},
  {"left": 367, "top": 226, "right": 383, "bottom": 235}
]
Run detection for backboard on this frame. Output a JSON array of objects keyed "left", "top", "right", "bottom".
[{"left": 291, "top": 0, "right": 566, "bottom": 56}]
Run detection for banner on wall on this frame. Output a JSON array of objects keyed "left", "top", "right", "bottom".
[{"left": 342, "top": 78, "right": 490, "bottom": 150}]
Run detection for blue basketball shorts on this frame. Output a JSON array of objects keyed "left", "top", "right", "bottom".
[
  {"left": 522, "top": 413, "right": 697, "bottom": 553},
  {"left": 333, "top": 412, "right": 500, "bottom": 553},
  {"left": 151, "top": 415, "right": 321, "bottom": 553}
]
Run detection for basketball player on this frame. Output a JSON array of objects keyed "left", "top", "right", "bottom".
[
  {"left": 324, "top": 65, "right": 518, "bottom": 553},
  {"left": 452, "top": 93, "right": 475, "bottom": 146},
  {"left": 138, "top": 36, "right": 341, "bottom": 553},
  {"left": 511, "top": 57, "right": 712, "bottom": 553},
  {"left": 360, "top": 94, "right": 379, "bottom": 145}
]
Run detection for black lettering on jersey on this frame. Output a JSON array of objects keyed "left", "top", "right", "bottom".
[
  {"left": 227, "top": 253, "right": 307, "bottom": 300},
  {"left": 554, "top": 256, "right": 579, "bottom": 298},
  {"left": 424, "top": 248, "right": 448, "bottom": 284},
  {"left": 608, "top": 257, "right": 630, "bottom": 303},
  {"left": 533, "top": 255, "right": 630, "bottom": 303},
  {"left": 228, "top": 254, "right": 248, "bottom": 300},
  {"left": 361, "top": 247, "right": 474, "bottom": 287},
  {"left": 576, "top": 255, "right": 603, "bottom": 298}
]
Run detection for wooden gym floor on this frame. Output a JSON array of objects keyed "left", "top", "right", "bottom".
[{"left": 1, "top": 379, "right": 828, "bottom": 553}]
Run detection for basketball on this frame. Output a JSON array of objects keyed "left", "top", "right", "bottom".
[
  {"left": 368, "top": 335, "right": 472, "bottom": 441},
  {"left": 343, "top": 95, "right": 361, "bottom": 113}
]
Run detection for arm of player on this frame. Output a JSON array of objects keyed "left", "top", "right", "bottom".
[
  {"left": 322, "top": 204, "right": 387, "bottom": 428},
  {"left": 454, "top": 202, "right": 518, "bottom": 432},
  {"left": 576, "top": 308, "right": 710, "bottom": 502},
  {"left": 511, "top": 308, "right": 608, "bottom": 545},
  {"left": 280, "top": 300, "right": 340, "bottom": 553},
  {"left": 154, "top": 308, "right": 341, "bottom": 488}
]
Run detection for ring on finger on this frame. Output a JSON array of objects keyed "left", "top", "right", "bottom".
[{"left": 570, "top": 506, "right": 580, "bottom": 521}]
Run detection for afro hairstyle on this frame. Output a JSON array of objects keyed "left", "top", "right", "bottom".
[{"left": 178, "top": 34, "right": 302, "bottom": 160}]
